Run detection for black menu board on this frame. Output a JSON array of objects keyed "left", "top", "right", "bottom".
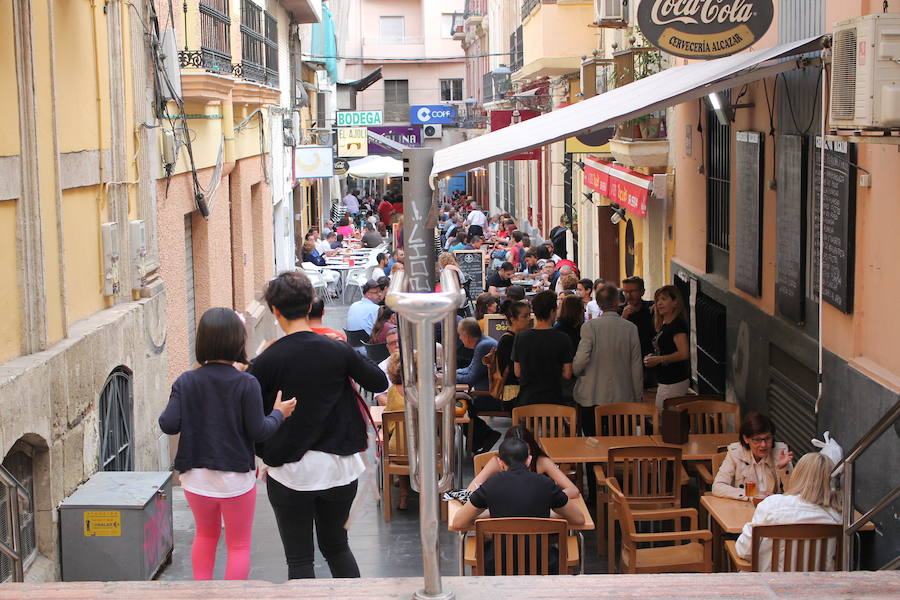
[
  {"left": 775, "top": 135, "right": 807, "bottom": 323},
  {"left": 812, "top": 137, "right": 855, "bottom": 314},
  {"left": 734, "top": 131, "right": 764, "bottom": 297},
  {"left": 454, "top": 250, "right": 485, "bottom": 299}
]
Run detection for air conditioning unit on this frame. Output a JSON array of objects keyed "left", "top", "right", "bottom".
[
  {"left": 423, "top": 124, "right": 443, "bottom": 139},
  {"left": 830, "top": 13, "right": 900, "bottom": 130},
  {"left": 594, "top": 0, "right": 626, "bottom": 25}
]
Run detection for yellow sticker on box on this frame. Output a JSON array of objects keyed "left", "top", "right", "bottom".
[{"left": 83, "top": 510, "right": 121, "bottom": 536}]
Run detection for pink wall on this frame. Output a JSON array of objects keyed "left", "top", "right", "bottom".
[
  {"left": 157, "top": 168, "right": 233, "bottom": 381},
  {"left": 356, "top": 61, "right": 465, "bottom": 117},
  {"left": 229, "top": 158, "right": 274, "bottom": 312}
]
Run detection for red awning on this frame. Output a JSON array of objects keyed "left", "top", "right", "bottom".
[{"left": 584, "top": 156, "right": 654, "bottom": 218}]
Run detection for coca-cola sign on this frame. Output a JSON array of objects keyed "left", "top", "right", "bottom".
[{"left": 637, "top": 0, "right": 774, "bottom": 60}]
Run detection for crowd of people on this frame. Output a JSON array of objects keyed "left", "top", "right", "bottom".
[{"left": 158, "top": 191, "right": 846, "bottom": 582}]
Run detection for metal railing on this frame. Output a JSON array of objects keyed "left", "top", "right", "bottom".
[
  {"left": 0, "top": 464, "right": 30, "bottom": 582},
  {"left": 835, "top": 399, "right": 900, "bottom": 571},
  {"left": 385, "top": 268, "right": 462, "bottom": 600},
  {"left": 521, "top": 0, "right": 541, "bottom": 20},
  {"left": 198, "top": 0, "right": 232, "bottom": 74}
]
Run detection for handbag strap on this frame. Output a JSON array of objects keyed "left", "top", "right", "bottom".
[{"left": 351, "top": 380, "right": 382, "bottom": 459}]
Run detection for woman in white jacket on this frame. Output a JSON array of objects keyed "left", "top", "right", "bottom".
[
  {"left": 735, "top": 452, "right": 841, "bottom": 571},
  {"left": 713, "top": 413, "right": 793, "bottom": 500}
]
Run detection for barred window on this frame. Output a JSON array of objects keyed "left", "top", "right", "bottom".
[{"left": 240, "top": 0, "right": 279, "bottom": 87}]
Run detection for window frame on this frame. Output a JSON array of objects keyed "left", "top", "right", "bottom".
[{"left": 440, "top": 78, "right": 463, "bottom": 102}]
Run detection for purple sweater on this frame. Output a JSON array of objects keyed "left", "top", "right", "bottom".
[{"left": 159, "top": 363, "right": 284, "bottom": 473}]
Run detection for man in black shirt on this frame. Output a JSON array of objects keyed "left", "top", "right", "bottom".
[
  {"left": 450, "top": 438, "right": 583, "bottom": 574},
  {"left": 618, "top": 276, "right": 657, "bottom": 388},
  {"left": 520, "top": 249, "right": 540, "bottom": 275},
  {"left": 486, "top": 262, "right": 515, "bottom": 293},
  {"left": 512, "top": 291, "right": 574, "bottom": 405}
]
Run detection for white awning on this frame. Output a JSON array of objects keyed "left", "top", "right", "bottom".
[{"left": 431, "top": 35, "right": 825, "bottom": 178}]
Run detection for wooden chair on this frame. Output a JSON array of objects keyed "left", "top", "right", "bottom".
[
  {"left": 591, "top": 402, "right": 661, "bottom": 557},
  {"left": 473, "top": 451, "right": 498, "bottom": 475},
  {"left": 599, "top": 446, "right": 685, "bottom": 571},
  {"left": 594, "top": 402, "right": 658, "bottom": 436},
  {"left": 677, "top": 399, "right": 740, "bottom": 434},
  {"left": 382, "top": 411, "right": 449, "bottom": 522},
  {"left": 511, "top": 404, "right": 577, "bottom": 438},
  {"left": 661, "top": 394, "right": 724, "bottom": 411},
  {"left": 606, "top": 478, "right": 712, "bottom": 574},
  {"left": 381, "top": 411, "right": 409, "bottom": 522},
  {"left": 512, "top": 404, "right": 579, "bottom": 484},
  {"left": 694, "top": 448, "right": 728, "bottom": 490},
  {"left": 724, "top": 524, "right": 843, "bottom": 572},
  {"left": 472, "top": 518, "right": 570, "bottom": 575}
]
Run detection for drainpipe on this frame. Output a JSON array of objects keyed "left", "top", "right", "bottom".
[{"left": 90, "top": 0, "right": 105, "bottom": 202}]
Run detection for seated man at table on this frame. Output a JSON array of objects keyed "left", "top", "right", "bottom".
[
  {"left": 346, "top": 279, "right": 386, "bottom": 336},
  {"left": 486, "top": 262, "right": 515, "bottom": 294},
  {"left": 451, "top": 437, "right": 584, "bottom": 574},
  {"left": 456, "top": 318, "right": 500, "bottom": 453},
  {"left": 520, "top": 249, "right": 540, "bottom": 275}
]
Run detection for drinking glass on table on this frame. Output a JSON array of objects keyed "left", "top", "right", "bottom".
[{"left": 744, "top": 479, "right": 757, "bottom": 500}]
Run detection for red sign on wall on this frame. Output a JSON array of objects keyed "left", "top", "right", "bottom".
[
  {"left": 583, "top": 156, "right": 653, "bottom": 218},
  {"left": 489, "top": 110, "right": 540, "bottom": 160}
]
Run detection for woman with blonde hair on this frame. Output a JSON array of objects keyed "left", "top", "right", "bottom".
[
  {"left": 437, "top": 251, "right": 464, "bottom": 287},
  {"left": 643, "top": 284, "right": 691, "bottom": 408},
  {"left": 735, "top": 452, "right": 841, "bottom": 571}
]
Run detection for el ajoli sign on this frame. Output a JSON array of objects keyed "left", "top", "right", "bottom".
[{"left": 637, "top": 0, "right": 774, "bottom": 60}]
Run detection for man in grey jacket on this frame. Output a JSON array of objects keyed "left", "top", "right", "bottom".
[{"left": 573, "top": 282, "right": 643, "bottom": 436}]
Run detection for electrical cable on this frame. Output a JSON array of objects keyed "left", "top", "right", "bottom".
[
  {"left": 779, "top": 66, "right": 823, "bottom": 136},
  {"left": 300, "top": 51, "right": 513, "bottom": 62}
]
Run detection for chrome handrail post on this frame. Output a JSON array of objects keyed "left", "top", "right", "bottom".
[{"left": 386, "top": 269, "right": 462, "bottom": 600}]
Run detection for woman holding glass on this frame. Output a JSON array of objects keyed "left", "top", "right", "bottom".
[
  {"left": 713, "top": 413, "right": 794, "bottom": 501},
  {"left": 643, "top": 285, "right": 691, "bottom": 408}
]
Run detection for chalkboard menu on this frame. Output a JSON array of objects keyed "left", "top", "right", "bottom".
[
  {"left": 734, "top": 131, "right": 764, "bottom": 297},
  {"left": 775, "top": 135, "right": 807, "bottom": 323},
  {"left": 812, "top": 137, "right": 855, "bottom": 313},
  {"left": 454, "top": 250, "right": 485, "bottom": 300},
  {"left": 483, "top": 314, "right": 510, "bottom": 341}
]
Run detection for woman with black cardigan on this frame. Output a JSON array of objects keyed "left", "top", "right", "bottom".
[{"left": 249, "top": 271, "right": 387, "bottom": 579}]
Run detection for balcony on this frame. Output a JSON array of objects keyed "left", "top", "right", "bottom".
[
  {"left": 240, "top": 0, "right": 279, "bottom": 89},
  {"left": 361, "top": 37, "right": 426, "bottom": 61},
  {"left": 515, "top": 1, "right": 595, "bottom": 80},
  {"left": 280, "top": 0, "right": 321, "bottom": 24}
]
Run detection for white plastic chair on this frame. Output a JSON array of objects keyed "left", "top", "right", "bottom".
[
  {"left": 302, "top": 261, "right": 341, "bottom": 297},
  {"left": 344, "top": 267, "right": 369, "bottom": 302},
  {"left": 300, "top": 267, "right": 331, "bottom": 303}
]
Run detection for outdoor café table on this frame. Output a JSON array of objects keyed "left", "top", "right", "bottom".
[
  {"left": 321, "top": 261, "right": 354, "bottom": 301},
  {"left": 655, "top": 433, "right": 736, "bottom": 461},
  {"left": 700, "top": 493, "right": 874, "bottom": 571},
  {"left": 540, "top": 435, "right": 657, "bottom": 464},
  {"left": 369, "top": 405, "right": 470, "bottom": 490},
  {"left": 447, "top": 494, "right": 594, "bottom": 575}
]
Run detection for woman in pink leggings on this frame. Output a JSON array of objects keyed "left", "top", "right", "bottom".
[{"left": 159, "top": 308, "right": 295, "bottom": 579}]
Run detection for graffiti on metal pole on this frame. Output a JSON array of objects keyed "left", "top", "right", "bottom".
[{"left": 402, "top": 148, "right": 436, "bottom": 292}]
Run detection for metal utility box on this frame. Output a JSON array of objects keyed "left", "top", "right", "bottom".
[{"left": 59, "top": 471, "right": 173, "bottom": 581}]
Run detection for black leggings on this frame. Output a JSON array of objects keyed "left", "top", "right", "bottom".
[{"left": 266, "top": 477, "right": 360, "bottom": 579}]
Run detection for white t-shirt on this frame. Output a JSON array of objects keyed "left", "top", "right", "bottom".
[
  {"left": 315, "top": 239, "right": 331, "bottom": 255},
  {"left": 266, "top": 451, "right": 366, "bottom": 492},
  {"left": 179, "top": 468, "right": 256, "bottom": 498},
  {"left": 467, "top": 210, "right": 487, "bottom": 228},
  {"left": 585, "top": 300, "right": 602, "bottom": 321}
]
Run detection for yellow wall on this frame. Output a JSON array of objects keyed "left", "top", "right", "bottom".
[
  {"left": 522, "top": 3, "right": 595, "bottom": 60},
  {"left": 169, "top": 101, "right": 226, "bottom": 175},
  {"left": 0, "top": 6, "right": 19, "bottom": 156},
  {"left": 62, "top": 187, "right": 105, "bottom": 322},
  {"left": 53, "top": 0, "right": 110, "bottom": 153},
  {"left": 234, "top": 106, "right": 268, "bottom": 160},
  {"left": 0, "top": 202, "right": 20, "bottom": 363}
]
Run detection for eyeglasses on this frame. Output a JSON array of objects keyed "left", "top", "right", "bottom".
[{"left": 749, "top": 435, "right": 774, "bottom": 444}]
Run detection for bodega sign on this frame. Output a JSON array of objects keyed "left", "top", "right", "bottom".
[{"left": 637, "top": 0, "right": 774, "bottom": 60}]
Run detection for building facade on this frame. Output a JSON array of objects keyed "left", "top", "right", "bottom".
[{"left": 0, "top": 0, "right": 321, "bottom": 582}]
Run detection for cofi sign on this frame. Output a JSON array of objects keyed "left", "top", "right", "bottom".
[
  {"left": 336, "top": 110, "right": 383, "bottom": 126},
  {"left": 637, "top": 0, "right": 774, "bottom": 59},
  {"left": 410, "top": 105, "right": 457, "bottom": 125}
]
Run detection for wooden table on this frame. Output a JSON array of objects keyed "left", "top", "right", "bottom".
[
  {"left": 700, "top": 494, "right": 874, "bottom": 571},
  {"left": 541, "top": 433, "right": 735, "bottom": 464},
  {"left": 447, "top": 495, "right": 594, "bottom": 575},
  {"left": 540, "top": 436, "right": 657, "bottom": 463}
]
